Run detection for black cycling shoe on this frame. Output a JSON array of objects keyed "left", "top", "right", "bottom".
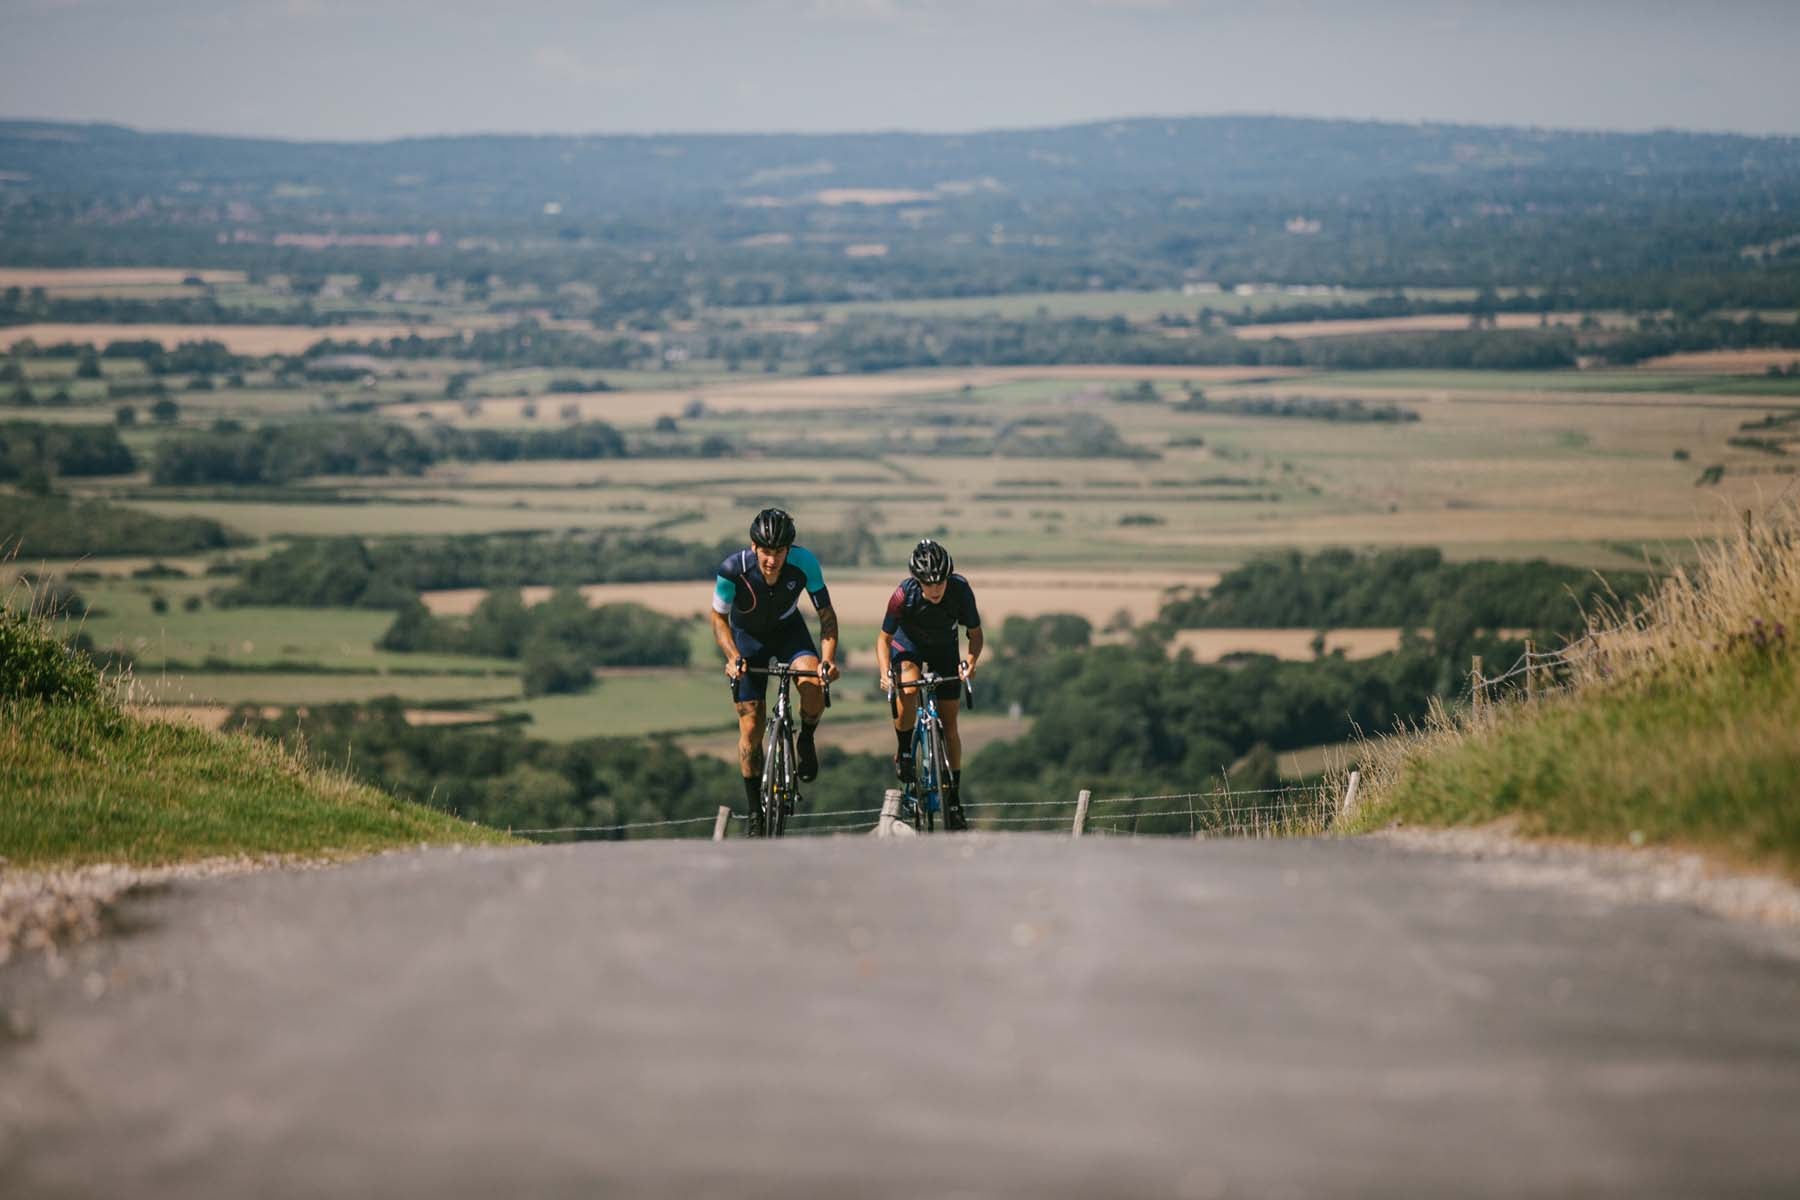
[
  {"left": 796, "top": 732, "right": 819, "bottom": 782},
  {"left": 944, "top": 793, "right": 968, "bottom": 832},
  {"left": 894, "top": 750, "right": 915, "bottom": 782}
]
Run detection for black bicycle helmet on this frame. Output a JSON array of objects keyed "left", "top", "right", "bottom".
[
  {"left": 749, "top": 507, "right": 797, "bottom": 549},
  {"left": 909, "top": 538, "right": 953, "bottom": 584}
]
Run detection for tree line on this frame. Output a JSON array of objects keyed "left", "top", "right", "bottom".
[
  {"left": 151, "top": 419, "right": 630, "bottom": 485},
  {"left": 0, "top": 492, "right": 244, "bottom": 557},
  {"left": 379, "top": 588, "right": 690, "bottom": 696},
  {"left": 0, "top": 421, "right": 135, "bottom": 487},
  {"left": 1156, "top": 547, "right": 1651, "bottom": 643},
  {"left": 211, "top": 533, "right": 729, "bottom": 608}
]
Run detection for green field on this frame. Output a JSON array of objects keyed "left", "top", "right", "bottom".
[
  {"left": 1300, "top": 368, "right": 1800, "bottom": 396},
  {"left": 705, "top": 286, "right": 1484, "bottom": 324},
  {"left": 72, "top": 579, "right": 515, "bottom": 674},
  {"left": 499, "top": 667, "right": 889, "bottom": 741}
]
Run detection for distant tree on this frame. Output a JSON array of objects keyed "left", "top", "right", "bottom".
[
  {"left": 115, "top": 405, "right": 137, "bottom": 427},
  {"left": 150, "top": 398, "right": 180, "bottom": 424}
]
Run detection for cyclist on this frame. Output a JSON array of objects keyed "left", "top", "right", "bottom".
[
  {"left": 711, "top": 507, "right": 840, "bottom": 827},
  {"left": 875, "top": 538, "right": 983, "bottom": 831}
]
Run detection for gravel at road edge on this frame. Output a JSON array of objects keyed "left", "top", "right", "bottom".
[{"left": 1375, "top": 826, "right": 1800, "bottom": 930}]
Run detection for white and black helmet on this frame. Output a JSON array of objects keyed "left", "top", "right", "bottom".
[
  {"left": 909, "top": 538, "right": 953, "bottom": 584},
  {"left": 749, "top": 507, "right": 797, "bottom": 549}
]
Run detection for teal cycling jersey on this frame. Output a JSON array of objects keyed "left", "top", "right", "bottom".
[{"left": 712, "top": 545, "right": 831, "bottom": 639}]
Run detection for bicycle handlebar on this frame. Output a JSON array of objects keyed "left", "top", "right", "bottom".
[
  {"left": 734, "top": 657, "right": 832, "bottom": 707},
  {"left": 885, "top": 661, "right": 974, "bottom": 711}
]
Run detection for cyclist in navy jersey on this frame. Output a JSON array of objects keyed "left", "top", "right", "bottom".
[
  {"left": 711, "top": 508, "right": 840, "bottom": 823},
  {"left": 875, "top": 538, "right": 983, "bottom": 831}
]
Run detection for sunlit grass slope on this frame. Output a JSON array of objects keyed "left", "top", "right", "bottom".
[
  {"left": 2, "top": 602, "right": 516, "bottom": 868},
  {"left": 1341, "top": 504, "right": 1800, "bottom": 878}
]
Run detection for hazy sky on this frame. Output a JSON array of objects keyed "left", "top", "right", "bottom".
[{"left": 3, "top": 0, "right": 1799, "bottom": 142}]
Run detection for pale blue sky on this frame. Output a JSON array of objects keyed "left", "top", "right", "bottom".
[{"left": 3, "top": 0, "right": 1798, "bottom": 141}]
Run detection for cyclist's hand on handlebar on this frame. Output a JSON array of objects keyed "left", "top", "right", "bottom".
[
  {"left": 725, "top": 656, "right": 745, "bottom": 681},
  {"left": 819, "top": 659, "right": 840, "bottom": 684},
  {"left": 960, "top": 658, "right": 976, "bottom": 680}
]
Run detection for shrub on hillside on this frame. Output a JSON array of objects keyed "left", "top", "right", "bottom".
[{"left": 0, "top": 604, "right": 104, "bottom": 706}]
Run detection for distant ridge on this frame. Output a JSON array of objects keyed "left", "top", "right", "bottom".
[{"left": 6, "top": 114, "right": 1800, "bottom": 216}]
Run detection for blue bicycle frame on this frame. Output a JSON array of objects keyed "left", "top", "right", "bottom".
[{"left": 889, "top": 663, "right": 971, "bottom": 833}]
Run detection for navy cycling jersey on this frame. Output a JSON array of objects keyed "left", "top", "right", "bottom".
[
  {"left": 882, "top": 574, "right": 981, "bottom": 652},
  {"left": 712, "top": 545, "right": 832, "bottom": 639}
]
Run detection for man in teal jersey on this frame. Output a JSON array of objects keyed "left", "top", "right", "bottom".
[{"left": 710, "top": 508, "right": 840, "bottom": 826}]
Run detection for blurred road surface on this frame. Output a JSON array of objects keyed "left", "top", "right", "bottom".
[{"left": 4, "top": 836, "right": 1799, "bottom": 1198}]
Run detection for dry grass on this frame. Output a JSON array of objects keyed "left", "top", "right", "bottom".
[
  {"left": 1639, "top": 349, "right": 1800, "bottom": 373},
  {"left": 0, "top": 268, "right": 245, "bottom": 289},
  {"left": 1338, "top": 500, "right": 1800, "bottom": 874},
  {"left": 0, "top": 322, "right": 453, "bottom": 355},
  {"left": 1166, "top": 628, "right": 1404, "bottom": 662},
  {"left": 138, "top": 704, "right": 499, "bottom": 732}
]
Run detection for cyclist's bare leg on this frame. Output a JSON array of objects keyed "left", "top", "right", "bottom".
[
  {"left": 939, "top": 697, "right": 962, "bottom": 770},
  {"left": 894, "top": 660, "right": 923, "bottom": 729},
  {"left": 735, "top": 700, "right": 766, "bottom": 779},
  {"left": 791, "top": 653, "right": 826, "bottom": 723}
]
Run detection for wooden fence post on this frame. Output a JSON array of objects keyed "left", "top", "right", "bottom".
[
  {"left": 712, "top": 805, "right": 731, "bottom": 842},
  {"left": 1341, "top": 770, "right": 1361, "bottom": 819},
  {"left": 1072, "top": 789, "right": 1092, "bottom": 837},
  {"left": 1471, "top": 654, "right": 1485, "bottom": 715},
  {"left": 1524, "top": 639, "right": 1536, "bottom": 704}
]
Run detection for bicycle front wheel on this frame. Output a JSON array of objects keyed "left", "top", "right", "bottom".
[
  {"left": 915, "top": 721, "right": 943, "bottom": 833},
  {"left": 763, "top": 724, "right": 792, "bottom": 838}
]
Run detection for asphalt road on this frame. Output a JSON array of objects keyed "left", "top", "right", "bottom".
[{"left": 4, "top": 835, "right": 1799, "bottom": 1199}]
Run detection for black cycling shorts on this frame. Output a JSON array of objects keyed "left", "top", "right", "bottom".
[
  {"left": 731, "top": 618, "right": 820, "bottom": 705},
  {"left": 892, "top": 640, "right": 963, "bottom": 704}
]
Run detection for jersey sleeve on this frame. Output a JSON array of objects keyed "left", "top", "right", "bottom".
[
  {"left": 790, "top": 546, "right": 832, "bottom": 611},
  {"left": 712, "top": 575, "right": 736, "bottom": 616},
  {"left": 881, "top": 585, "right": 906, "bottom": 636},
  {"left": 956, "top": 577, "right": 982, "bottom": 630}
]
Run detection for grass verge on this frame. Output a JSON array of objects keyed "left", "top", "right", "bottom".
[
  {"left": 1339, "top": 503, "right": 1800, "bottom": 880},
  {"left": 2, "top": 599, "right": 516, "bottom": 868}
]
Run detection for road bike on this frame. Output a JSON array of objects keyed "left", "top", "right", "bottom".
[
  {"left": 887, "top": 661, "right": 972, "bottom": 833},
  {"left": 737, "top": 658, "right": 830, "bottom": 838}
]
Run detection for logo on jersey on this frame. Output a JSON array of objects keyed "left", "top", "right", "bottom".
[{"left": 787, "top": 581, "right": 798, "bottom": 591}]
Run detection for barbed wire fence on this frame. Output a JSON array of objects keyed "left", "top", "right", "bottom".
[{"left": 1467, "top": 634, "right": 1611, "bottom": 713}]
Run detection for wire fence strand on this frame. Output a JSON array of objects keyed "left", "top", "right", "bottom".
[{"left": 513, "top": 784, "right": 1340, "bottom": 841}]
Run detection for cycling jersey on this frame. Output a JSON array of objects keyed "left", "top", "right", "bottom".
[
  {"left": 712, "top": 545, "right": 832, "bottom": 641},
  {"left": 882, "top": 574, "right": 981, "bottom": 654}
]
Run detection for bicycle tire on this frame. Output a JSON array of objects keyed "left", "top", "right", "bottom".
[
  {"left": 915, "top": 719, "right": 942, "bottom": 833},
  {"left": 772, "top": 736, "right": 794, "bottom": 838},
  {"left": 759, "top": 718, "right": 784, "bottom": 838},
  {"left": 932, "top": 724, "right": 958, "bottom": 831}
]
